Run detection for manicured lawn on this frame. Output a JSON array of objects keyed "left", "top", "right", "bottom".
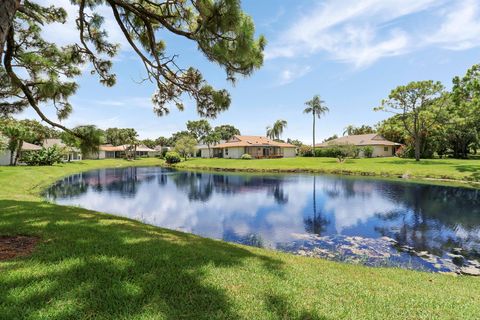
[
  {"left": 1, "top": 159, "right": 480, "bottom": 319},
  {"left": 175, "top": 157, "right": 480, "bottom": 184}
]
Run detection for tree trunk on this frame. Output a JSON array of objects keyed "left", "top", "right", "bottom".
[
  {"left": 9, "top": 147, "right": 15, "bottom": 166},
  {"left": 312, "top": 113, "right": 316, "bottom": 156},
  {"left": 414, "top": 136, "right": 421, "bottom": 161},
  {"left": 0, "top": 0, "right": 19, "bottom": 62},
  {"left": 14, "top": 140, "right": 23, "bottom": 165}
]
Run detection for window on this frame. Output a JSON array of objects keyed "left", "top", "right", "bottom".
[
  {"left": 225, "top": 148, "right": 229, "bottom": 156},
  {"left": 384, "top": 147, "right": 389, "bottom": 152}
]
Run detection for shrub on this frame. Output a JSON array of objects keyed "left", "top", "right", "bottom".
[
  {"left": 22, "top": 146, "right": 63, "bottom": 166},
  {"left": 299, "top": 145, "right": 313, "bottom": 157},
  {"left": 362, "top": 146, "right": 374, "bottom": 158},
  {"left": 164, "top": 151, "right": 181, "bottom": 164},
  {"left": 240, "top": 153, "right": 252, "bottom": 160}
]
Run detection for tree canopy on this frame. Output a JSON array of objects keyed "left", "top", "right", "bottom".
[{"left": 0, "top": 0, "right": 265, "bottom": 136}]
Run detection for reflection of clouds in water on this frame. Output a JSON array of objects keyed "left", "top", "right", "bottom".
[
  {"left": 52, "top": 169, "right": 480, "bottom": 257},
  {"left": 62, "top": 175, "right": 312, "bottom": 248},
  {"left": 318, "top": 179, "right": 402, "bottom": 233}
]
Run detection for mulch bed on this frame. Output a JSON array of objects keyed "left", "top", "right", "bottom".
[{"left": 0, "top": 236, "right": 39, "bottom": 261}]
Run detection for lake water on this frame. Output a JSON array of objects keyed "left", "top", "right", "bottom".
[{"left": 44, "top": 167, "right": 480, "bottom": 273}]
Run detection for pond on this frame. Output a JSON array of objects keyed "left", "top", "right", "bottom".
[{"left": 44, "top": 167, "right": 480, "bottom": 274}]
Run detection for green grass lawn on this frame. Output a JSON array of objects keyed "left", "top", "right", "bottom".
[
  {"left": 1, "top": 158, "right": 480, "bottom": 319},
  {"left": 175, "top": 157, "right": 480, "bottom": 184}
]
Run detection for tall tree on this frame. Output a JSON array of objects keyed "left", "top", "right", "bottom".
[
  {"left": 203, "top": 131, "right": 221, "bottom": 158},
  {"left": 303, "top": 95, "right": 329, "bottom": 154},
  {"left": 343, "top": 125, "right": 356, "bottom": 136},
  {"left": 62, "top": 125, "right": 104, "bottom": 159},
  {"left": 1, "top": 121, "right": 33, "bottom": 165},
  {"left": 376, "top": 81, "right": 446, "bottom": 161},
  {"left": 174, "top": 135, "right": 197, "bottom": 161},
  {"left": 1, "top": 0, "right": 265, "bottom": 136},
  {"left": 186, "top": 120, "right": 211, "bottom": 142},
  {"left": 214, "top": 124, "right": 240, "bottom": 141},
  {"left": 266, "top": 119, "right": 287, "bottom": 140}
]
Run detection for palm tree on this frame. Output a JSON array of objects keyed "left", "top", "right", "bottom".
[
  {"left": 343, "top": 125, "right": 356, "bottom": 136},
  {"left": 303, "top": 95, "right": 329, "bottom": 154},
  {"left": 266, "top": 119, "right": 287, "bottom": 140}
]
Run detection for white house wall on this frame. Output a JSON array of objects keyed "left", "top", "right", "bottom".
[
  {"left": 283, "top": 147, "right": 296, "bottom": 158},
  {"left": 372, "top": 145, "right": 393, "bottom": 157},
  {"left": 0, "top": 150, "right": 12, "bottom": 166},
  {"left": 223, "top": 147, "right": 245, "bottom": 159}
]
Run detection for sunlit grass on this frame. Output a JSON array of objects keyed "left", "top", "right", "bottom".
[
  {"left": 0, "top": 158, "right": 479, "bottom": 319},
  {"left": 175, "top": 157, "right": 480, "bottom": 184}
]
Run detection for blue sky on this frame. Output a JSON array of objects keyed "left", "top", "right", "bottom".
[{"left": 20, "top": 0, "right": 480, "bottom": 142}]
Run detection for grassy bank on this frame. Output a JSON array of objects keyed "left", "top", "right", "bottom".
[
  {"left": 1, "top": 159, "right": 479, "bottom": 319},
  {"left": 174, "top": 157, "right": 480, "bottom": 184}
]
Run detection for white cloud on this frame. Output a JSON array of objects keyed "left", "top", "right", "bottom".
[
  {"left": 427, "top": 0, "right": 480, "bottom": 50},
  {"left": 278, "top": 65, "right": 312, "bottom": 86},
  {"left": 266, "top": 0, "right": 479, "bottom": 69}
]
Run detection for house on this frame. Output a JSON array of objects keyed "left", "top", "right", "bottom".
[
  {"left": 315, "top": 134, "right": 401, "bottom": 157},
  {"left": 198, "top": 135, "right": 297, "bottom": 159},
  {"left": 43, "top": 139, "right": 82, "bottom": 161},
  {"left": 0, "top": 141, "right": 42, "bottom": 165},
  {"left": 94, "top": 144, "right": 155, "bottom": 159}
]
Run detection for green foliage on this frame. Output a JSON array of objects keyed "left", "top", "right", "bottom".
[
  {"left": 174, "top": 136, "right": 197, "bottom": 160},
  {"left": 141, "top": 139, "right": 157, "bottom": 149},
  {"left": 287, "top": 139, "right": 303, "bottom": 148},
  {"left": 0, "top": 134, "right": 7, "bottom": 151},
  {"left": 266, "top": 119, "right": 287, "bottom": 140},
  {"left": 22, "top": 145, "right": 63, "bottom": 166},
  {"left": 62, "top": 125, "right": 104, "bottom": 157},
  {"left": 214, "top": 125, "right": 240, "bottom": 141},
  {"left": 376, "top": 80, "right": 446, "bottom": 161},
  {"left": 362, "top": 146, "right": 374, "bottom": 158},
  {"left": 105, "top": 128, "right": 138, "bottom": 146},
  {"left": 299, "top": 145, "right": 313, "bottom": 157},
  {"left": 164, "top": 151, "right": 182, "bottom": 164},
  {"left": 186, "top": 120, "right": 212, "bottom": 141},
  {"left": 240, "top": 153, "right": 252, "bottom": 160},
  {"left": 343, "top": 125, "right": 376, "bottom": 136},
  {"left": 304, "top": 94, "right": 329, "bottom": 153}
]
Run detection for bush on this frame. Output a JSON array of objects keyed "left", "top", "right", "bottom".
[
  {"left": 22, "top": 146, "right": 63, "bottom": 166},
  {"left": 362, "top": 146, "right": 374, "bottom": 158},
  {"left": 164, "top": 151, "right": 181, "bottom": 164},
  {"left": 299, "top": 145, "right": 313, "bottom": 157},
  {"left": 240, "top": 153, "right": 252, "bottom": 160}
]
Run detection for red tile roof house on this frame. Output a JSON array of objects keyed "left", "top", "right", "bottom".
[
  {"left": 92, "top": 144, "right": 156, "bottom": 159},
  {"left": 315, "top": 134, "right": 402, "bottom": 157},
  {"left": 198, "top": 135, "right": 297, "bottom": 159}
]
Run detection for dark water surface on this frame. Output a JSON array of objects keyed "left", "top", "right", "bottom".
[{"left": 44, "top": 167, "right": 480, "bottom": 273}]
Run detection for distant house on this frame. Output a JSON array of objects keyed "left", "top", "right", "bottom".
[
  {"left": 198, "top": 135, "right": 297, "bottom": 159},
  {"left": 94, "top": 144, "right": 155, "bottom": 159},
  {"left": 0, "top": 142, "right": 42, "bottom": 166},
  {"left": 43, "top": 139, "right": 82, "bottom": 161},
  {"left": 316, "top": 134, "right": 401, "bottom": 157}
]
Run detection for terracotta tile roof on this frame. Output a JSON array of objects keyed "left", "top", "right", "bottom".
[
  {"left": 316, "top": 134, "right": 401, "bottom": 147},
  {"left": 213, "top": 135, "right": 296, "bottom": 149}
]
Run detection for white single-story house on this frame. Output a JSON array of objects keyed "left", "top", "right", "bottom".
[
  {"left": 0, "top": 142, "right": 42, "bottom": 166},
  {"left": 43, "top": 139, "right": 82, "bottom": 161},
  {"left": 198, "top": 135, "right": 297, "bottom": 159},
  {"left": 316, "top": 134, "right": 402, "bottom": 157},
  {"left": 94, "top": 144, "right": 155, "bottom": 159}
]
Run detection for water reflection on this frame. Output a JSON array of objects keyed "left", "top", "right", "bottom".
[{"left": 44, "top": 167, "right": 480, "bottom": 271}]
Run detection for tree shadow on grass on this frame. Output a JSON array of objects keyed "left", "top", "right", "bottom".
[
  {"left": 0, "top": 200, "right": 285, "bottom": 319},
  {"left": 265, "top": 294, "right": 330, "bottom": 320},
  {"left": 454, "top": 165, "right": 480, "bottom": 181}
]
